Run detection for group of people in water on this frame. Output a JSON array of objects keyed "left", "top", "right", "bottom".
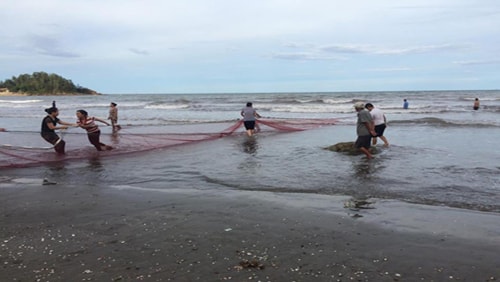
[
  {"left": 1, "top": 97, "right": 483, "bottom": 158},
  {"left": 40, "top": 101, "right": 120, "bottom": 154},
  {"left": 355, "top": 97, "right": 481, "bottom": 159},
  {"left": 241, "top": 100, "right": 390, "bottom": 159},
  {"left": 402, "top": 98, "right": 481, "bottom": 110}
]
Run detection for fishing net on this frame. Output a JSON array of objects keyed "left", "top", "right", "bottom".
[{"left": 0, "top": 118, "right": 337, "bottom": 168}]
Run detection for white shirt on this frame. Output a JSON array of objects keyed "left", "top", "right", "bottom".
[{"left": 370, "top": 107, "right": 385, "bottom": 126}]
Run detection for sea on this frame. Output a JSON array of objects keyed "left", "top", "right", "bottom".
[{"left": 1, "top": 90, "right": 499, "bottom": 216}]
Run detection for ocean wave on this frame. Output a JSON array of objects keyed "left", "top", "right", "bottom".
[
  {"left": 145, "top": 104, "right": 190, "bottom": 110},
  {"left": 322, "top": 98, "right": 356, "bottom": 104},
  {"left": 389, "top": 117, "right": 499, "bottom": 128},
  {"left": 0, "top": 99, "right": 44, "bottom": 104}
]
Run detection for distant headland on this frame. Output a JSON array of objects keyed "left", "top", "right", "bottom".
[{"left": 0, "top": 72, "right": 100, "bottom": 96}]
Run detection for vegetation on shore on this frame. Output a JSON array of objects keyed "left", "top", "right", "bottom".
[{"left": 0, "top": 72, "right": 99, "bottom": 95}]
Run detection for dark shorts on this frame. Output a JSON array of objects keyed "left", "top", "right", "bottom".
[
  {"left": 244, "top": 120, "right": 256, "bottom": 130},
  {"left": 473, "top": 106, "right": 479, "bottom": 110},
  {"left": 374, "top": 124, "right": 386, "bottom": 137},
  {"left": 355, "top": 135, "right": 372, "bottom": 149},
  {"left": 41, "top": 132, "right": 65, "bottom": 154}
]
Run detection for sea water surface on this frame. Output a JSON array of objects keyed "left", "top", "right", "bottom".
[{"left": 1, "top": 91, "right": 499, "bottom": 213}]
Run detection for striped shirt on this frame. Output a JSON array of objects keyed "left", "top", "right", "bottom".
[{"left": 78, "top": 117, "right": 99, "bottom": 133}]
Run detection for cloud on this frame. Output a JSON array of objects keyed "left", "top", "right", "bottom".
[
  {"left": 365, "top": 67, "right": 413, "bottom": 72},
  {"left": 28, "top": 34, "right": 80, "bottom": 58},
  {"left": 270, "top": 42, "right": 464, "bottom": 61},
  {"left": 373, "top": 44, "right": 464, "bottom": 55},
  {"left": 319, "top": 43, "right": 463, "bottom": 55},
  {"left": 1, "top": 0, "right": 499, "bottom": 92},
  {"left": 453, "top": 59, "right": 500, "bottom": 66},
  {"left": 129, "top": 48, "right": 150, "bottom": 56},
  {"left": 270, "top": 52, "right": 346, "bottom": 61}
]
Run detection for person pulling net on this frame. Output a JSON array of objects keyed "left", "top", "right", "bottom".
[{"left": 40, "top": 101, "right": 76, "bottom": 154}]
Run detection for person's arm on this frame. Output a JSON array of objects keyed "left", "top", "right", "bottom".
[
  {"left": 364, "top": 121, "right": 376, "bottom": 136},
  {"left": 254, "top": 111, "right": 261, "bottom": 118},
  {"left": 93, "top": 117, "right": 110, "bottom": 126},
  {"left": 48, "top": 120, "right": 68, "bottom": 130},
  {"left": 58, "top": 120, "right": 77, "bottom": 127}
]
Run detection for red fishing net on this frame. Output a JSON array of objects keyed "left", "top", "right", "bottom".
[{"left": 0, "top": 118, "right": 337, "bottom": 168}]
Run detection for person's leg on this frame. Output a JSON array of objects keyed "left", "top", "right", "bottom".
[
  {"left": 42, "top": 132, "right": 65, "bottom": 154},
  {"left": 87, "top": 132, "right": 103, "bottom": 151},
  {"left": 54, "top": 139, "right": 65, "bottom": 154},
  {"left": 355, "top": 136, "right": 373, "bottom": 159},
  {"left": 380, "top": 136, "right": 389, "bottom": 147},
  {"left": 359, "top": 147, "right": 373, "bottom": 159},
  {"left": 372, "top": 137, "right": 378, "bottom": 145}
]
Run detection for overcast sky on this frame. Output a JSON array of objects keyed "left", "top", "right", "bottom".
[{"left": 1, "top": 0, "right": 499, "bottom": 94}]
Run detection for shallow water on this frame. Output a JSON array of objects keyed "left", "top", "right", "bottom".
[{"left": 1, "top": 91, "right": 499, "bottom": 214}]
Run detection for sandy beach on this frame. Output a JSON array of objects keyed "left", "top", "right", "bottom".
[
  {"left": 0, "top": 92, "right": 27, "bottom": 97},
  {"left": 1, "top": 180, "right": 498, "bottom": 282}
]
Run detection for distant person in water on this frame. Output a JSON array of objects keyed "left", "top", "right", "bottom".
[
  {"left": 40, "top": 102, "right": 75, "bottom": 154},
  {"left": 0, "top": 128, "right": 5, "bottom": 132},
  {"left": 473, "top": 98, "right": 480, "bottom": 110},
  {"left": 76, "top": 109, "right": 113, "bottom": 151},
  {"left": 108, "top": 102, "right": 121, "bottom": 131},
  {"left": 403, "top": 99, "right": 409, "bottom": 109},
  {"left": 240, "top": 102, "right": 261, "bottom": 136},
  {"left": 365, "top": 103, "right": 389, "bottom": 147},
  {"left": 354, "top": 102, "right": 376, "bottom": 159}
]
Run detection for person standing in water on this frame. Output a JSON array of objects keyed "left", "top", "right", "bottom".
[
  {"left": 473, "top": 98, "right": 480, "bottom": 110},
  {"left": 403, "top": 99, "right": 409, "bottom": 109},
  {"left": 76, "top": 109, "right": 113, "bottom": 151},
  {"left": 240, "top": 102, "right": 261, "bottom": 137},
  {"left": 40, "top": 102, "right": 75, "bottom": 154},
  {"left": 365, "top": 103, "right": 389, "bottom": 147},
  {"left": 354, "top": 102, "right": 376, "bottom": 159},
  {"left": 108, "top": 102, "right": 121, "bottom": 131}
]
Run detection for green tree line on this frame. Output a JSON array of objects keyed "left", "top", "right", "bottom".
[{"left": 0, "top": 72, "right": 97, "bottom": 95}]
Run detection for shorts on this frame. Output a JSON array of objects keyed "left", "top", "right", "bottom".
[
  {"left": 244, "top": 120, "right": 256, "bottom": 130},
  {"left": 374, "top": 124, "right": 386, "bottom": 137},
  {"left": 355, "top": 135, "right": 372, "bottom": 149},
  {"left": 41, "top": 132, "right": 65, "bottom": 154}
]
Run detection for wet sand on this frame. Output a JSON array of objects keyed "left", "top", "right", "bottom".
[{"left": 1, "top": 182, "right": 499, "bottom": 281}]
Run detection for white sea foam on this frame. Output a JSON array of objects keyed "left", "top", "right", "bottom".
[
  {"left": 145, "top": 104, "right": 190, "bottom": 110},
  {"left": 0, "top": 99, "right": 43, "bottom": 104}
]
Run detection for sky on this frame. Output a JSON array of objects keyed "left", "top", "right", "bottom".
[{"left": 1, "top": 0, "right": 499, "bottom": 94}]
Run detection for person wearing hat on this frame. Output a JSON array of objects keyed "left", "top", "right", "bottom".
[{"left": 353, "top": 102, "right": 376, "bottom": 159}]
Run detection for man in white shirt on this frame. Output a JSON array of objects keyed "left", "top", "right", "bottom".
[{"left": 365, "top": 103, "right": 389, "bottom": 147}]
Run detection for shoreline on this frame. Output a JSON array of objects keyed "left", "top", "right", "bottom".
[
  {"left": 0, "top": 92, "right": 27, "bottom": 96},
  {"left": 1, "top": 181, "right": 498, "bottom": 281},
  {"left": 0, "top": 92, "right": 101, "bottom": 97}
]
